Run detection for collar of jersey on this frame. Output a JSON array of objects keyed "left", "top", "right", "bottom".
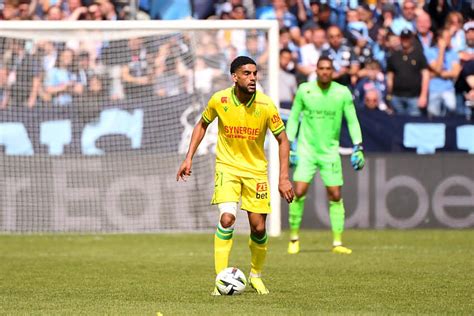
[{"left": 231, "top": 87, "right": 256, "bottom": 108}]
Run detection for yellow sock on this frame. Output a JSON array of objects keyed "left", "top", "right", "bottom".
[
  {"left": 248, "top": 233, "right": 268, "bottom": 277},
  {"left": 214, "top": 224, "right": 234, "bottom": 275}
]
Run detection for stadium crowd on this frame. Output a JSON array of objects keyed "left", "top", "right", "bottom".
[{"left": 0, "top": 0, "right": 473, "bottom": 120}]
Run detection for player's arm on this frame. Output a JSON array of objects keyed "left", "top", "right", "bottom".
[
  {"left": 343, "top": 89, "right": 365, "bottom": 171},
  {"left": 176, "top": 118, "right": 210, "bottom": 181},
  {"left": 274, "top": 130, "right": 295, "bottom": 203}
]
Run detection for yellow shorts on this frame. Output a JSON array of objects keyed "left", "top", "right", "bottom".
[{"left": 211, "top": 171, "right": 271, "bottom": 214}]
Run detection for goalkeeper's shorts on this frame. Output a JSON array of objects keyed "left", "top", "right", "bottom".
[
  {"left": 211, "top": 170, "right": 271, "bottom": 214},
  {"left": 293, "top": 154, "right": 343, "bottom": 186}
]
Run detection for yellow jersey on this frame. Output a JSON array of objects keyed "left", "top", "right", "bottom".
[{"left": 202, "top": 87, "right": 285, "bottom": 177}]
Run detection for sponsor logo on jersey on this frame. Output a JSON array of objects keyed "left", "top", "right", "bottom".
[
  {"left": 221, "top": 97, "right": 228, "bottom": 103},
  {"left": 224, "top": 125, "right": 260, "bottom": 140}
]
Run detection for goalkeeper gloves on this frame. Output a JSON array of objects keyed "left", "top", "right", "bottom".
[
  {"left": 350, "top": 144, "right": 365, "bottom": 171},
  {"left": 289, "top": 140, "right": 298, "bottom": 168}
]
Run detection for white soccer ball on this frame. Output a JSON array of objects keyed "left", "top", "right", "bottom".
[{"left": 215, "top": 267, "right": 247, "bottom": 295}]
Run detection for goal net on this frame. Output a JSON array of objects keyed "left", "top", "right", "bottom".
[{"left": 0, "top": 20, "right": 281, "bottom": 235}]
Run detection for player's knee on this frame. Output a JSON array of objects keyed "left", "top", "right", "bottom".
[
  {"left": 218, "top": 202, "right": 238, "bottom": 228},
  {"left": 294, "top": 188, "right": 306, "bottom": 199},
  {"left": 328, "top": 192, "right": 342, "bottom": 202},
  {"left": 220, "top": 213, "right": 235, "bottom": 228},
  {"left": 250, "top": 225, "right": 266, "bottom": 238}
]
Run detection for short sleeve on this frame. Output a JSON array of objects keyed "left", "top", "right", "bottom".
[
  {"left": 267, "top": 102, "right": 285, "bottom": 135},
  {"left": 202, "top": 94, "right": 218, "bottom": 123}
]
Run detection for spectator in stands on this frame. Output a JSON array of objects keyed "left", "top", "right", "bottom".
[
  {"left": 303, "top": 0, "right": 321, "bottom": 30},
  {"left": 372, "top": 27, "right": 389, "bottom": 70},
  {"left": 6, "top": 39, "right": 42, "bottom": 108},
  {"left": 426, "top": 28, "right": 461, "bottom": 117},
  {"left": 75, "top": 51, "right": 94, "bottom": 93},
  {"left": 242, "top": 30, "right": 268, "bottom": 64},
  {"left": 286, "top": 0, "right": 307, "bottom": 27},
  {"left": 415, "top": 11, "right": 434, "bottom": 55},
  {"left": 87, "top": 3, "right": 104, "bottom": 20},
  {"left": 121, "top": 37, "right": 154, "bottom": 100},
  {"left": 43, "top": 48, "right": 82, "bottom": 106},
  {"left": 346, "top": 11, "right": 373, "bottom": 69},
  {"left": 300, "top": 22, "right": 318, "bottom": 46},
  {"left": 1, "top": 3, "right": 19, "bottom": 20},
  {"left": 279, "top": 48, "right": 297, "bottom": 110},
  {"left": 258, "top": 0, "right": 302, "bottom": 45},
  {"left": 216, "top": 4, "right": 248, "bottom": 55},
  {"left": 327, "top": 0, "right": 358, "bottom": 30},
  {"left": 459, "top": 21, "right": 474, "bottom": 63},
  {"left": 279, "top": 27, "right": 299, "bottom": 59},
  {"left": 424, "top": 0, "right": 450, "bottom": 32},
  {"left": 378, "top": 3, "right": 396, "bottom": 30},
  {"left": 445, "top": 12, "right": 465, "bottom": 53},
  {"left": 385, "top": 30, "right": 401, "bottom": 55},
  {"left": 99, "top": 0, "right": 118, "bottom": 20},
  {"left": 46, "top": 5, "right": 64, "bottom": 20},
  {"left": 391, "top": 0, "right": 417, "bottom": 35},
  {"left": 321, "top": 25, "right": 358, "bottom": 87},
  {"left": 18, "top": 0, "right": 38, "bottom": 20},
  {"left": 37, "top": 40, "right": 57, "bottom": 72},
  {"left": 363, "top": 89, "right": 380, "bottom": 110},
  {"left": 194, "top": 56, "right": 221, "bottom": 96},
  {"left": 0, "top": 65, "right": 9, "bottom": 109},
  {"left": 63, "top": 0, "right": 88, "bottom": 20},
  {"left": 355, "top": 60, "right": 387, "bottom": 109},
  {"left": 362, "top": 89, "right": 393, "bottom": 114},
  {"left": 455, "top": 60, "right": 474, "bottom": 119},
  {"left": 297, "top": 27, "right": 327, "bottom": 81},
  {"left": 386, "top": 28, "right": 429, "bottom": 116},
  {"left": 316, "top": 3, "right": 332, "bottom": 31},
  {"left": 358, "top": 4, "right": 380, "bottom": 42},
  {"left": 155, "top": 47, "right": 189, "bottom": 97}
]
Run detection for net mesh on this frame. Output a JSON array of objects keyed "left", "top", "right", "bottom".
[{"left": 0, "top": 25, "right": 270, "bottom": 233}]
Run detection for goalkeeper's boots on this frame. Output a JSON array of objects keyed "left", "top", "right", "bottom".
[
  {"left": 287, "top": 240, "right": 300, "bottom": 254},
  {"left": 249, "top": 277, "right": 270, "bottom": 295},
  {"left": 332, "top": 245, "right": 352, "bottom": 255},
  {"left": 211, "top": 287, "right": 221, "bottom": 296}
]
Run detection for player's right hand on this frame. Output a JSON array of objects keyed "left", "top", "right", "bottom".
[
  {"left": 289, "top": 140, "right": 298, "bottom": 168},
  {"left": 176, "top": 159, "right": 192, "bottom": 182}
]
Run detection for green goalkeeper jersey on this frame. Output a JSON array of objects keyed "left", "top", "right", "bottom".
[{"left": 286, "top": 81, "right": 362, "bottom": 157}]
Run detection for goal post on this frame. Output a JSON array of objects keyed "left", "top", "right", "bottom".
[{"left": 0, "top": 20, "right": 281, "bottom": 236}]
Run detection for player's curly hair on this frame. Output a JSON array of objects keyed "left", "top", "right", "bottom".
[{"left": 230, "top": 56, "right": 256, "bottom": 74}]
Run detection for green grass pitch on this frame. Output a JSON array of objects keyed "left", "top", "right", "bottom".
[{"left": 1, "top": 230, "right": 473, "bottom": 315}]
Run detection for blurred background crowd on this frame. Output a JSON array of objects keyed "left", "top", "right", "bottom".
[{"left": 0, "top": 0, "right": 473, "bottom": 120}]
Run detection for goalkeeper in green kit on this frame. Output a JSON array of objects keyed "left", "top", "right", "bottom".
[{"left": 286, "top": 56, "right": 364, "bottom": 255}]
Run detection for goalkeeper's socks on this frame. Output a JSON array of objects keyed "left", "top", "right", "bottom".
[
  {"left": 329, "top": 199, "right": 345, "bottom": 246},
  {"left": 289, "top": 195, "right": 306, "bottom": 239},
  {"left": 249, "top": 233, "right": 268, "bottom": 276},
  {"left": 214, "top": 223, "right": 234, "bottom": 275}
]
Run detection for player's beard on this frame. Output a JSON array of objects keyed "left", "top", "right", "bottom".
[{"left": 236, "top": 82, "right": 256, "bottom": 95}]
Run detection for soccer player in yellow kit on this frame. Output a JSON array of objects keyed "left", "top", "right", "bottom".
[{"left": 177, "top": 56, "right": 294, "bottom": 295}]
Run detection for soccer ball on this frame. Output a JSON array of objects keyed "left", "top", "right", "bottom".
[{"left": 215, "top": 267, "right": 247, "bottom": 295}]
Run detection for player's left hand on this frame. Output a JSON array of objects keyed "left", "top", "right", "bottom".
[
  {"left": 279, "top": 179, "right": 295, "bottom": 203},
  {"left": 350, "top": 144, "right": 365, "bottom": 171}
]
